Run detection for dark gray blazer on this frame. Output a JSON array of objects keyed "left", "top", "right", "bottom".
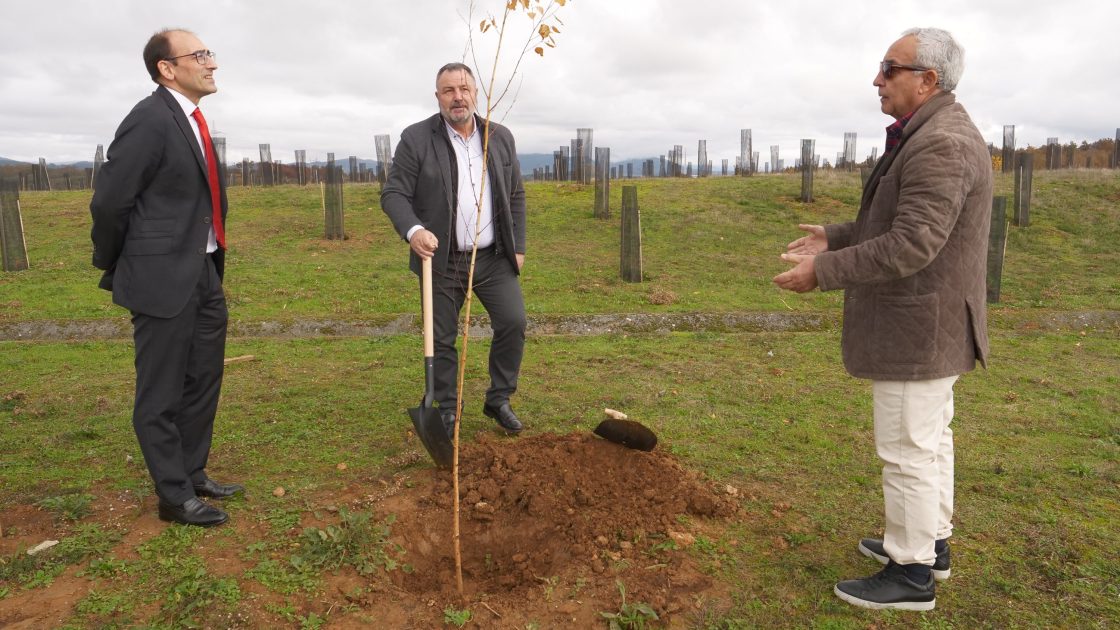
[
  {"left": 381, "top": 113, "right": 526, "bottom": 276},
  {"left": 90, "top": 86, "right": 228, "bottom": 318}
]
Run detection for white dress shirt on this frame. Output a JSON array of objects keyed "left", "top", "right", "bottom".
[
  {"left": 406, "top": 120, "right": 494, "bottom": 250},
  {"left": 166, "top": 87, "right": 218, "bottom": 254}
]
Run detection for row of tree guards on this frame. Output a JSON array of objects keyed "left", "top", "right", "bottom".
[
  {"left": 0, "top": 126, "right": 1106, "bottom": 286},
  {"left": 8, "top": 126, "right": 1120, "bottom": 192},
  {"left": 528, "top": 127, "right": 1120, "bottom": 183}
]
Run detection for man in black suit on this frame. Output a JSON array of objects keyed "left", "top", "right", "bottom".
[
  {"left": 382, "top": 62, "right": 528, "bottom": 437},
  {"left": 91, "top": 29, "right": 241, "bottom": 527}
]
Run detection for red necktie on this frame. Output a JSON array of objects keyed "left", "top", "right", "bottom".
[{"left": 191, "top": 108, "right": 226, "bottom": 249}]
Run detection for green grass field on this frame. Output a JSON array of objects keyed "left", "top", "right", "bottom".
[
  {"left": 3, "top": 169, "right": 1118, "bottom": 323},
  {"left": 1, "top": 172, "right": 1118, "bottom": 627}
]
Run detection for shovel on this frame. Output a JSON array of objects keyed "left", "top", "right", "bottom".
[
  {"left": 408, "top": 257, "right": 455, "bottom": 468},
  {"left": 594, "top": 417, "right": 658, "bottom": 452}
]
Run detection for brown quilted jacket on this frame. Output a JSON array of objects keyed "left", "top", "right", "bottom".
[{"left": 815, "top": 92, "right": 993, "bottom": 380}]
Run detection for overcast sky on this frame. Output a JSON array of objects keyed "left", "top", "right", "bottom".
[{"left": 1, "top": 0, "right": 1117, "bottom": 167}]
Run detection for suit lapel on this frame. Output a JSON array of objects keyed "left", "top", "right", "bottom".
[
  {"left": 430, "top": 116, "right": 455, "bottom": 217},
  {"left": 156, "top": 86, "right": 209, "bottom": 183}
]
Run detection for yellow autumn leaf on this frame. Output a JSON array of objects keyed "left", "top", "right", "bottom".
[
  {"left": 534, "top": 46, "right": 544, "bottom": 56},
  {"left": 551, "top": 25, "right": 561, "bottom": 33},
  {"left": 538, "top": 24, "right": 551, "bottom": 39}
]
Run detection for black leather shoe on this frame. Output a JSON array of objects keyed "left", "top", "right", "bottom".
[
  {"left": 441, "top": 409, "right": 457, "bottom": 440},
  {"left": 158, "top": 497, "right": 229, "bottom": 527},
  {"left": 483, "top": 402, "right": 523, "bottom": 433},
  {"left": 193, "top": 478, "right": 245, "bottom": 499}
]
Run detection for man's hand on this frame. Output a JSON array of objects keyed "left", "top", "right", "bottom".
[
  {"left": 409, "top": 229, "right": 438, "bottom": 260},
  {"left": 786, "top": 224, "right": 828, "bottom": 255},
  {"left": 515, "top": 253, "right": 525, "bottom": 271},
  {"left": 773, "top": 253, "right": 819, "bottom": 293}
]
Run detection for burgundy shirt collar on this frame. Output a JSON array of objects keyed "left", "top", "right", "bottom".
[{"left": 884, "top": 111, "right": 916, "bottom": 155}]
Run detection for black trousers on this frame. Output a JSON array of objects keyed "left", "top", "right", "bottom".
[
  {"left": 431, "top": 247, "right": 526, "bottom": 412},
  {"left": 130, "top": 254, "right": 227, "bottom": 504}
]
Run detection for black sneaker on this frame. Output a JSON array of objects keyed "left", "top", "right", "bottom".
[
  {"left": 834, "top": 562, "right": 936, "bottom": 611},
  {"left": 859, "top": 538, "right": 950, "bottom": 581}
]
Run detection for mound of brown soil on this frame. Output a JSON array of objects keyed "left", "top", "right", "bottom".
[{"left": 361, "top": 431, "right": 740, "bottom": 627}]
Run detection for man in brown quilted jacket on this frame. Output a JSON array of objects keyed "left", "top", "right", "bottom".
[{"left": 774, "top": 27, "right": 992, "bottom": 611}]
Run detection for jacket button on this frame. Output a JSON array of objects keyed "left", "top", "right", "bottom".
[
  {"left": 203, "top": 216, "right": 211, "bottom": 224},
  {"left": 198, "top": 248, "right": 205, "bottom": 255}
]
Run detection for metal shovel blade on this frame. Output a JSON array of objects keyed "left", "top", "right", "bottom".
[
  {"left": 594, "top": 419, "right": 658, "bottom": 451},
  {"left": 409, "top": 404, "right": 454, "bottom": 469}
]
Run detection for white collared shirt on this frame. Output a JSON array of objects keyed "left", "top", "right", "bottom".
[
  {"left": 165, "top": 86, "right": 218, "bottom": 253},
  {"left": 445, "top": 120, "right": 494, "bottom": 250}
]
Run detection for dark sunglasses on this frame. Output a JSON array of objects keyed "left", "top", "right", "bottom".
[{"left": 879, "top": 60, "right": 931, "bottom": 79}]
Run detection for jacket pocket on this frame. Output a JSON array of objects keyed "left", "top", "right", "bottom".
[
  {"left": 122, "top": 236, "right": 175, "bottom": 256},
  {"left": 133, "top": 218, "right": 176, "bottom": 236},
  {"left": 872, "top": 292, "right": 938, "bottom": 365}
]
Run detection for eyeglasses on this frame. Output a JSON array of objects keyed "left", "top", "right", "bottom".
[
  {"left": 164, "top": 50, "right": 217, "bottom": 65},
  {"left": 879, "top": 60, "right": 930, "bottom": 79}
]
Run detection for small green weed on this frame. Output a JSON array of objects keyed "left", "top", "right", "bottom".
[
  {"left": 37, "top": 493, "right": 94, "bottom": 521},
  {"left": 647, "top": 538, "right": 680, "bottom": 555},
  {"left": 0, "top": 548, "right": 40, "bottom": 583},
  {"left": 160, "top": 561, "right": 241, "bottom": 625},
  {"left": 600, "top": 580, "right": 659, "bottom": 630},
  {"left": 246, "top": 558, "right": 320, "bottom": 594},
  {"left": 23, "top": 566, "right": 64, "bottom": 589},
  {"left": 136, "top": 522, "right": 203, "bottom": 560},
  {"left": 290, "top": 510, "right": 406, "bottom": 576},
  {"left": 782, "top": 532, "right": 817, "bottom": 548},
  {"left": 265, "top": 600, "right": 299, "bottom": 622},
  {"left": 75, "top": 589, "right": 131, "bottom": 616},
  {"left": 53, "top": 524, "right": 120, "bottom": 564},
  {"left": 443, "top": 606, "right": 471, "bottom": 627},
  {"left": 300, "top": 612, "right": 326, "bottom": 629},
  {"left": 1065, "top": 462, "right": 1094, "bottom": 478},
  {"left": 539, "top": 574, "right": 560, "bottom": 601},
  {"left": 79, "top": 556, "right": 129, "bottom": 579}
]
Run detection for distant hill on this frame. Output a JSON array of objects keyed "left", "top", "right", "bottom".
[{"left": 0, "top": 157, "right": 93, "bottom": 168}]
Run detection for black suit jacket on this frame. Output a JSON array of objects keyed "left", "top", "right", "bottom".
[
  {"left": 90, "top": 86, "right": 228, "bottom": 318},
  {"left": 381, "top": 113, "right": 525, "bottom": 276}
]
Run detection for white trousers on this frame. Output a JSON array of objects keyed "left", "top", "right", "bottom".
[{"left": 873, "top": 375, "right": 958, "bottom": 566}]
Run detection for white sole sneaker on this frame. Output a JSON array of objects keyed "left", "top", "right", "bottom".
[{"left": 833, "top": 585, "right": 936, "bottom": 611}]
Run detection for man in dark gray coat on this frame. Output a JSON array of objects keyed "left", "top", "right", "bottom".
[
  {"left": 775, "top": 28, "right": 992, "bottom": 610},
  {"left": 91, "top": 29, "right": 242, "bottom": 528},
  {"left": 382, "top": 63, "right": 528, "bottom": 437}
]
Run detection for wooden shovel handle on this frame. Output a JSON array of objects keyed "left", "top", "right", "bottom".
[{"left": 422, "top": 256, "right": 434, "bottom": 358}]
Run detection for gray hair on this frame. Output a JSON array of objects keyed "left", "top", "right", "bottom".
[
  {"left": 902, "top": 27, "right": 964, "bottom": 91},
  {"left": 436, "top": 62, "right": 475, "bottom": 87}
]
